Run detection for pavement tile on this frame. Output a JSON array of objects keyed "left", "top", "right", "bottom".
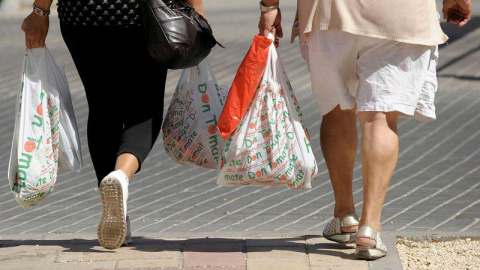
[
  {"left": 183, "top": 242, "right": 244, "bottom": 267},
  {"left": 0, "top": 254, "right": 116, "bottom": 270},
  {"left": 183, "top": 251, "right": 245, "bottom": 268},
  {"left": 0, "top": 254, "right": 58, "bottom": 269},
  {"left": 186, "top": 237, "right": 244, "bottom": 243},
  {"left": 247, "top": 246, "right": 306, "bottom": 258},
  {"left": 311, "top": 265, "right": 369, "bottom": 270},
  {"left": 246, "top": 237, "right": 305, "bottom": 247},
  {"left": 308, "top": 248, "right": 363, "bottom": 267},
  {"left": 184, "top": 242, "right": 243, "bottom": 252},
  {"left": 306, "top": 237, "right": 365, "bottom": 266},
  {"left": 117, "top": 258, "right": 179, "bottom": 269},
  {"left": 246, "top": 257, "right": 309, "bottom": 270},
  {"left": 48, "top": 261, "right": 117, "bottom": 270},
  {"left": 181, "top": 268, "right": 245, "bottom": 270},
  {"left": 0, "top": 243, "right": 60, "bottom": 256},
  {"left": 56, "top": 243, "right": 180, "bottom": 262}
]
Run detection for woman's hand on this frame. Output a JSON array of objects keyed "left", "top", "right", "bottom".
[
  {"left": 186, "top": 0, "right": 206, "bottom": 18},
  {"left": 258, "top": 1, "right": 282, "bottom": 47},
  {"left": 443, "top": 0, "right": 472, "bottom": 27},
  {"left": 21, "top": 12, "right": 49, "bottom": 49}
]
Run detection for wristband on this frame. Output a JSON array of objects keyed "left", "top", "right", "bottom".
[
  {"left": 33, "top": 3, "right": 50, "bottom": 16},
  {"left": 260, "top": 1, "right": 279, "bottom": 12}
]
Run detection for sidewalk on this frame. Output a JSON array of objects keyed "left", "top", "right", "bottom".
[{"left": 1, "top": 234, "right": 396, "bottom": 270}]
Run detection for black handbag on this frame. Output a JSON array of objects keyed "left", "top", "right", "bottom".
[{"left": 139, "top": 0, "right": 222, "bottom": 69}]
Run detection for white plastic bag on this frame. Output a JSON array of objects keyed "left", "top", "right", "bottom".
[
  {"left": 8, "top": 48, "right": 82, "bottom": 208},
  {"left": 162, "top": 58, "right": 228, "bottom": 169},
  {"left": 217, "top": 37, "right": 318, "bottom": 189},
  {"left": 45, "top": 49, "right": 82, "bottom": 172}
]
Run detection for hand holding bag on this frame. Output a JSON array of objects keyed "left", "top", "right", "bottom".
[{"left": 217, "top": 34, "right": 318, "bottom": 190}]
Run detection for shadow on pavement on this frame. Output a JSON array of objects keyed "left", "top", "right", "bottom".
[{"left": 0, "top": 236, "right": 359, "bottom": 261}]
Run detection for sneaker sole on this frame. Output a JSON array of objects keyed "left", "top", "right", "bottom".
[
  {"left": 355, "top": 246, "right": 387, "bottom": 260},
  {"left": 98, "top": 177, "right": 126, "bottom": 250}
]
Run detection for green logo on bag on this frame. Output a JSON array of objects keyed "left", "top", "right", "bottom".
[
  {"left": 17, "top": 153, "right": 33, "bottom": 181},
  {"left": 304, "top": 137, "right": 312, "bottom": 153},
  {"left": 225, "top": 174, "right": 243, "bottom": 181},
  {"left": 293, "top": 169, "right": 305, "bottom": 185},
  {"left": 25, "top": 192, "right": 45, "bottom": 201},
  {"left": 198, "top": 83, "right": 207, "bottom": 93},
  {"left": 247, "top": 152, "right": 262, "bottom": 164}
]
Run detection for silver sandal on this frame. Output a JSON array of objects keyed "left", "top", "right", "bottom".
[
  {"left": 323, "top": 213, "right": 359, "bottom": 244},
  {"left": 355, "top": 226, "right": 387, "bottom": 260}
]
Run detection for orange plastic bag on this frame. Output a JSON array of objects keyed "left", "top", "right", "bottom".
[{"left": 217, "top": 35, "right": 273, "bottom": 139}]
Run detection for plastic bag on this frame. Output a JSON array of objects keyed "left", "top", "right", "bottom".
[
  {"left": 217, "top": 35, "right": 318, "bottom": 189},
  {"left": 45, "top": 49, "right": 82, "bottom": 172},
  {"left": 162, "top": 59, "right": 228, "bottom": 169},
  {"left": 8, "top": 48, "right": 82, "bottom": 208}
]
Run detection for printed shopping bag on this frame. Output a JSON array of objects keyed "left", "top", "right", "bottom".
[
  {"left": 45, "top": 49, "right": 82, "bottom": 172},
  {"left": 162, "top": 58, "right": 229, "bottom": 169},
  {"left": 8, "top": 48, "right": 82, "bottom": 208},
  {"left": 217, "top": 35, "right": 318, "bottom": 190}
]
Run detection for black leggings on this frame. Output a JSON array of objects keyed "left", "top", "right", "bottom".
[{"left": 60, "top": 24, "right": 167, "bottom": 185}]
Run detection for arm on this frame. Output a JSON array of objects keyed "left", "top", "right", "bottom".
[
  {"left": 443, "top": 0, "right": 472, "bottom": 27},
  {"left": 258, "top": 0, "right": 283, "bottom": 46},
  {"left": 21, "top": 0, "right": 52, "bottom": 49},
  {"left": 186, "top": 0, "right": 206, "bottom": 18}
]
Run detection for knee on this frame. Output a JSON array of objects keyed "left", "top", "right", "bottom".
[{"left": 359, "top": 111, "right": 399, "bottom": 134}]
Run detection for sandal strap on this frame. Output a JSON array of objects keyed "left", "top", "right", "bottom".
[
  {"left": 357, "top": 226, "right": 377, "bottom": 241},
  {"left": 341, "top": 213, "right": 359, "bottom": 227}
]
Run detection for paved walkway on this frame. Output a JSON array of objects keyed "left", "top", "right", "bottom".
[
  {"left": 1, "top": 2, "right": 480, "bottom": 269},
  {"left": 0, "top": 234, "right": 381, "bottom": 270}
]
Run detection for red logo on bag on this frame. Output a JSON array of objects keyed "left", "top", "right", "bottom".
[
  {"left": 37, "top": 105, "right": 42, "bottom": 115},
  {"left": 24, "top": 141, "right": 36, "bottom": 153},
  {"left": 272, "top": 162, "right": 277, "bottom": 168},
  {"left": 280, "top": 89, "right": 284, "bottom": 95},
  {"left": 280, "top": 175, "right": 287, "bottom": 180},
  {"left": 201, "top": 94, "right": 209, "bottom": 103},
  {"left": 208, "top": 124, "right": 217, "bottom": 134},
  {"left": 249, "top": 123, "right": 256, "bottom": 129},
  {"left": 260, "top": 115, "right": 266, "bottom": 121}
]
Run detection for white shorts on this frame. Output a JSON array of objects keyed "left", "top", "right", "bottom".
[{"left": 304, "top": 30, "right": 439, "bottom": 121}]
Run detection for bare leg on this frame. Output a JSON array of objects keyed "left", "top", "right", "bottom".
[
  {"left": 357, "top": 111, "right": 399, "bottom": 247},
  {"left": 115, "top": 153, "right": 139, "bottom": 180},
  {"left": 321, "top": 105, "right": 358, "bottom": 232}
]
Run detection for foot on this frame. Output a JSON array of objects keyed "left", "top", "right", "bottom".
[
  {"left": 98, "top": 170, "right": 129, "bottom": 249},
  {"left": 355, "top": 226, "right": 387, "bottom": 260},
  {"left": 356, "top": 223, "right": 380, "bottom": 248},
  {"left": 323, "top": 213, "right": 359, "bottom": 244}
]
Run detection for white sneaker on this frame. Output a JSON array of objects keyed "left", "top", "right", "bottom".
[
  {"left": 123, "top": 215, "right": 133, "bottom": 246},
  {"left": 98, "top": 170, "right": 129, "bottom": 249}
]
